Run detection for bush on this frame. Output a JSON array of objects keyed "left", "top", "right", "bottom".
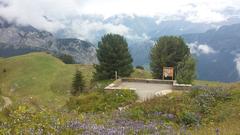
[
  {"left": 179, "top": 112, "right": 199, "bottom": 126},
  {"left": 66, "top": 90, "right": 137, "bottom": 113},
  {"left": 58, "top": 54, "right": 75, "bottom": 64},
  {"left": 193, "top": 89, "right": 231, "bottom": 114},
  {"left": 127, "top": 106, "right": 145, "bottom": 120},
  {"left": 0, "top": 97, "right": 4, "bottom": 107},
  {"left": 2, "top": 68, "right": 6, "bottom": 73},
  {"left": 176, "top": 56, "right": 196, "bottom": 84},
  {"left": 136, "top": 66, "right": 144, "bottom": 70},
  {"left": 105, "top": 89, "right": 137, "bottom": 108},
  {"left": 67, "top": 92, "right": 106, "bottom": 112}
]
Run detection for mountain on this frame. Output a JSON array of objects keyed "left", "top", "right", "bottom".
[
  {"left": 127, "top": 22, "right": 240, "bottom": 82},
  {"left": 182, "top": 23, "right": 240, "bottom": 82},
  {"left": 0, "top": 17, "right": 97, "bottom": 64},
  {"left": 106, "top": 15, "right": 216, "bottom": 37}
]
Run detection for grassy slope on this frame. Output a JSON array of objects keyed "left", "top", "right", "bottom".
[
  {"left": 189, "top": 81, "right": 240, "bottom": 134},
  {"left": 0, "top": 52, "right": 94, "bottom": 109},
  {"left": 1, "top": 52, "right": 239, "bottom": 133},
  {"left": 0, "top": 52, "right": 152, "bottom": 110}
]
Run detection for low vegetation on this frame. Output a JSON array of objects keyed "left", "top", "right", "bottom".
[
  {"left": 0, "top": 52, "right": 239, "bottom": 134},
  {"left": 135, "top": 65, "right": 144, "bottom": 70},
  {"left": 130, "top": 68, "right": 152, "bottom": 78},
  {"left": 1, "top": 86, "right": 239, "bottom": 134},
  {"left": 66, "top": 90, "right": 137, "bottom": 113},
  {"left": 57, "top": 54, "right": 75, "bottom": 64},
  {"left": 0, "top": 97, "right": 4, "bottom": 107},
  {"left": 126, "top": 85, "right": 240, "bottom": 134}
]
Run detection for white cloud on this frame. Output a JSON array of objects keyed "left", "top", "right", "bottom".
[
  {"left": 0, "top": 0, "right": 83, "bottom": 32},
  {"left": 188, "top": 42, "right": 217, "bottom": 55},
  {"left": 1, "top": 0, "right": 240, "bottom": 39},
  {"left": 62, "top": 19, "right": 130, "bottom": 42},
  {"left": 234, "top": 54, "right": 240, "bottom": 76}
]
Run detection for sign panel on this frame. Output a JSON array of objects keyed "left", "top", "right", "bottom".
[{"left": 163, "top": 67, "right": 174, "bottom": 80}]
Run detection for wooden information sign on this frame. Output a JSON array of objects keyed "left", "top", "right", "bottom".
[{"left": 162, "top": 67, "right": 174, "bottom": 80}]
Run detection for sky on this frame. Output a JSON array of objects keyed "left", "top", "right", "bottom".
[
  {"left": 1, "top": 0, "right": 240, "bottom": 77},
  {"left": 0, "top": 0, "right": 240, "bottom": 38}
]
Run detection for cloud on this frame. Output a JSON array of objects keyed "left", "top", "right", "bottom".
[
  {"left": 0, "top": 0, "right": 83, "bottom": 32},
  {"left": 188, "top": 42, "right": 217, "bottom": 55},
  {"left": 234, "top": 54, "right": 240, "bottom": 76},
  {"left": 1, "top": 0, "right": 240, "bottom": 40},
  {"left": 62, "top": 19, "right": 130, "bottom": 42}
]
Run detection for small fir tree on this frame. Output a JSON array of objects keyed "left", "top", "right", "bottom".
[{"left": 72, "top": 70, "right": 85, "bottom": 95}]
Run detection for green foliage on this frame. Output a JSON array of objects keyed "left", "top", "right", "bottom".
[
  {"left": 94, "top": 33, "right": 133, "bottom": 80},
  {"left": 150, "top": 36, "right": 190, "bottom": 79},
  {"left": 179, "top": 112, "right": 199, "bottom": 126},
  {"left": 105, "top": 89, "right": 138, "bottom": 107},
  {"left": 130, "top": 69, "right": 152, "bottom": 79},
  {"left": 58, "top": 54, "right": 75, "bottom": 64},
  {"left": 2, "top": 68, "right": 6, "bottom": 73},
  {"left": 127, "top": 88, "right": 233, "bottom": 126},
  {"left": 66, "top": 90, "right": 137, "bottom": 113},
  {"left": 0, "top": 97, "right": 4, "bottom": 107},
  {"left": 192, "top": 89, "right": 231, "bottom": 115},
  {"left": 136, "top": 65, "right": 144, "bottom": 70},
  {"left": 72, "top": 70, "right": 85, "bottom": 95},
  {"left": 0, "top": 105, "right": 81, "bottom": 134},
  {"left": 176, "top": 56, "right": 196, "bottom": 84},
  {"left": 127, "top": 106, "right": 145, "bottom": 121}
]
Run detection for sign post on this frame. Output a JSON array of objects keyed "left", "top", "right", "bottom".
[
  {"left": 163, "top": 67, "right": 174, "bottom": 80},
  {"left": 115, "top": 71, "right": 118, "bottom": 80}
]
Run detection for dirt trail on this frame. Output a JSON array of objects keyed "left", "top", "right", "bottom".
[{"left": 0, "top": 96, "right": 12, "bottom": 111}]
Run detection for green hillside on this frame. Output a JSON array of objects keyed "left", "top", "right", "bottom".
[
  {"left": 0, "top": 52, "right": 94, "bottom": 109},
  {"left": 1, "top": 52, "right": 240, "bottom": 134}
]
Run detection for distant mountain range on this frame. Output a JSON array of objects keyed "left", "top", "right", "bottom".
[
  {"left": 1, "top": 15, "right": 240, "bottom": 82},
  {"left": 182, "top": 23, "right": 240, "bottom": 82},
  {"left": 0, "top": 17, "right": 97, "bottom": 64},
  {"left": 128, "top": 23, "right": 240, "bottom": 82}
]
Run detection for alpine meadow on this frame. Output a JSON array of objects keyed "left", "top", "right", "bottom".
[{"left": 0, "top": 0, "right": 240, "bottom": 134}]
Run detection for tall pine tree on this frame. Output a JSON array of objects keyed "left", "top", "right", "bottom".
[
  {"left": 94, "top": 33, "right": 133, "bottom": 80},
  {"left": 72, "top": 70, "right": 85, "bottom": 95}
]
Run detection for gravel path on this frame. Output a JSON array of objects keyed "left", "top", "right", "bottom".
[{"left": 118, "top": 82, "right": 173, "bottom": 100}]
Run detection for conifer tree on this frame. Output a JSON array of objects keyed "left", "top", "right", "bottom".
[
  {"left": 72, "top": 70, "right": 85, "bottom": 95},
  {"left": 94, "top": 33, "right": 133, "bottom": 80},
  {"left": 150, "top": 36, "right": 191, "bottom": 79}
]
